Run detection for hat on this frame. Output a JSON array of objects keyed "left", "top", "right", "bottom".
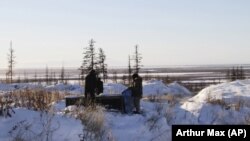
[
  {"left": 132, "top": 73, "right": 138, "bottom": 79},
  {"left": 89, "top": 69, "right": 96, "bottom": 74}
]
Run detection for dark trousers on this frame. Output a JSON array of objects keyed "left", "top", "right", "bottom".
[
  {"left": 134, "top": 97, "right": 141, "bottom": 113},
  {"left": 85, "top": 91, "right": 95, "bottom": 103}
]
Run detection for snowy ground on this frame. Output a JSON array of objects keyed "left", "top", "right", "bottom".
[
  {"left": 173, "top": 80, "right": 250, "bottom": 124},
  {"left": 1, "top": 80, "right": 250, "bottom": 141}
]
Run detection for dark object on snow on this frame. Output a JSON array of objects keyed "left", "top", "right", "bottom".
[
  {"left": 132, "top": 73, "right": 143, "bottom": 113},
  {"left": 1, "top": 95, "right": 15, "bottom": 118},
  {"left": 122, "top": 87, "right": 134, "bottom": 114},
  {"left": 85, "top": 70, "right": 97, "bottom": 101},
  {"left": 65, "top": 94, "right": 125, "bottom": 112},
  {"left": 96, "top": 77, "right": 103, "bottom": 95},
  {"left": 0, "top": 106, "right": 15, "bottom": 118},
  {"left": 132, "top": 73, "right": 143, "bottom": 98}
]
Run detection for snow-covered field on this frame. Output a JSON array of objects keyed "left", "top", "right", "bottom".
[{"left": 1, "top": 80, "right": 250, "bottom": 141}]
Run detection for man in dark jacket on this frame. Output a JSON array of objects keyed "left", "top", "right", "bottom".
[
  {"left": 96, "top": 77, "right": 103, "bottom": 95},
  {"left": 85, "top": 70, "right": 97, "bottom": 101},
  {"left": 132, "top": 73, "right": 143, "bottom": 113}
]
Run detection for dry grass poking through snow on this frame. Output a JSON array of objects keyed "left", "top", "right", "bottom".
[
  {"left": 206, "top": 95, "right": 227, "bottom": 107},
  {"left": 75, "top": 103, "right": 116, "bottom": 141},
  {"left": 1, "top": 89, "right": 64, "bottom": 118},
  {"left": 206, "top": 93, "right": 246, "bottom": 111},
  {"left": 10, "top": 89, "right": 64, "bottom": 111},
  {"left": 9, "top": 109, "right": 60, "bottom": 141}
]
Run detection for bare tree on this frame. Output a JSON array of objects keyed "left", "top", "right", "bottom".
[
  {"left": 98, "top": 48, "right": 108, "bottom": 82},
  {"left": 79, "top": 66, "right": 85, "bottom": 84},
  {"left": 226, "top": 66, "right": 246, "bottom": 81},
  {"left": 52, "top": 71, "right": 56, "bottom": 84},
  {"left": 112, "top": 71, "right": 118, "bottom": 83},
  {"left": 34, "top": 71, "right": 37, "bottom": 83},
  {"left": 60, "top": 65, "right": 65, "bottom": 84},
  {"left": 6, "top": 41, "right": 15, "bottom": 83},
  {"left": 17, "top": 74, "right": 21, "bottom": 83},
  {"left": 128, "top": 55, "right": 132, "bottom": 85},
  {"left": 240, "top": 66, "right": 245, "bottom": 79},
  {"left": 133, "top": 45, "right": 142, "bottom": 73},
  {"left": 45, "top": 66, "right": 49, "bottom": 85},
  {"left": 23, "top": 71, "right": 28, "bottom": 83}
]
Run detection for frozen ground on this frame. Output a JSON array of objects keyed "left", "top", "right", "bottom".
[{"left": 1, "top": 80, "right": 250, "bottom": 141}]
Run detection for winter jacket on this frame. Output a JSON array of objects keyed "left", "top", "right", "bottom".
[
  {"left": 85, "top": 73, "right": 97, "bottom": 95},
  {"left": 132, "top": 76, "right": 143, "bottom": 98}
]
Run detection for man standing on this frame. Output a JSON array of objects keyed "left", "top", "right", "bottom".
[
  {"left": 132, "top": 73, "right": 143, "bottom": 113},
  {"left": 96, "top": 77, "right": 103, "bottom": 95},
  {"left": 85, "top": 70, "right": 97, "bottom": 101}
]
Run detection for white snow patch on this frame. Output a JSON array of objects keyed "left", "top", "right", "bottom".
[
  {"left": 174, "top": 80, "right": 250, "bottom": 124},
  {"left": 143, "top": 80, "right": 192, "bottom": 97},
  {"left": 0, "top": 108, "right": 82, "bottom": 141},
  {"left": 103, "top": 83, "right": 127, "bottom": 95},
  {"left": 46, "top": 83, "right": 84, "bottom": 95}
]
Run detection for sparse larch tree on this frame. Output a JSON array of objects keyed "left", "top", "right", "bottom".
[
  {"left": 231, "top": 67, "right": 236, "bottom": 81},
  {"left": 133, "top": 45, "right": 142, "bottom": 73},
  {"left": 23, "top": 71, "right": 28, "bottom": 83},
  {"left": 60, "top": 65, "right": 65, "bottom": 84},
  {"left": 98, "top": 48, "right": 108, "bottom": 82},
  {"left": 113, "top": 71, "right": 118, "bottom": 83},
  {"left": 79, "top": 66, "right": 85, "bottom": 83},
  {"left": 226, "top": 69, "right": 230, "bottom": 81},
  {"left": 51, "top": 71, "right": 56, "bottom": 84},
  {"left": 17, "top": 75, "right": 21, "bottom": 83},
  {"left": 45, "top": 66, "right": 49, "bottom": 85},
  {"left": 81, "top": 39, "right": 97, "bottom": 74},
  {"left": 7, "top": 41, "right": 15, "bottom": 83},
  {"left": 226, "top": 66, "right": 246, "bottom": 81},
  {"left": 128, "top": 55, "right": 132, "bottom": 85},
  {"left": 34, "top": 71, "right": 37, "bottom": 83},
  {"left": 240, "top": 66, "right": 245, "bottom": 79}
]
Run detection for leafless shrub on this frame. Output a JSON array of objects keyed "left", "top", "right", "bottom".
[
  {"left": 244, "top": 114, "right": 250, "bottom": 125},
  {"left": 164, "top": 95, "right": 177, "bottom": 106},
  {"left": 9, "top": 120, "right": 34, "bottom": 141},
  {"left": 9, "top": 89, "right": 64, "bottom": 112},
  {"left": 147, "top": 95, "right": 161, "bottom": 102},
  {"left": 150, "top": 128, "right": 171, "bottom": 141},
  {"left": 165, "top": 106, "right": 175, "bottom": 124},
  {"left": 206, "top": 94, "right": 245, "bottom": 111},
  {"left": 206, "top": 94, "right": 228, "bottom": 108},
  {"left": 147, "top": 114, "right": 162, "bottom": 131},
  {"left": 146, "top": 103, "right": 164, "bottom": 131},
  {"left": 9, "top": 109, "right": 60, "bottom": 141},
  {"left": 0, "top": 93, "right": 15, "bottom": 118},
  {"left": 233, "top": 99, "right": 244, "bottom": 111},
  {"left": 76, "top": 103, "right": 110, "bottom": 141},
  {"left": 36, "top": 110, "right": 60, "bottom": 141}
]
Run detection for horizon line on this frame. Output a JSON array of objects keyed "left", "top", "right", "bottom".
[{"left": 0, "top": 63, "right": 249, "bottom": 70}]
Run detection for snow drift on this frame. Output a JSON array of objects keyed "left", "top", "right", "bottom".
[
  {"left": 46, "top": 83, "right": 84, "bottom": 95},
  {"left": 103, "top": 83, "right": 127, "bottom": 95},
  {"left": 143, "top": 80, "right": 192, "bottom": 97},
  {"left": 174, "top": 80, "right": 250, "bottom": 124}
]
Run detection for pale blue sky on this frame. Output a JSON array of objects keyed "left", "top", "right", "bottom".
[{"left": 0, "top": 0, "right": 250, "bottom": 68}]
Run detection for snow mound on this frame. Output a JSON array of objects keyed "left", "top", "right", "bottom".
[
  {"left": 168, "top": 82, "right": 192, "bottom": 96},
  {"left": 143, "top": 80, "right": 192, "bottom": 97},
  {"left": 191, "top": 80, "right": 250, "bottom": 106},
  {"left": 103, "top": 83, "right": 127, "bottom": 95},
  {"left": 46, "top": 83, "right": 84, "bottom": 95},
  {"left": 0, "top": 83, "right": 43, "bottom": 92},
  {"left": 175, "top": 80, "right": 250, "bottom": 124},
  {"left": 143, "top": 80, "right": 170, "bottom": 96},
  {"left": 0, "top": 108, "right": 82, "bottom": 141}
]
